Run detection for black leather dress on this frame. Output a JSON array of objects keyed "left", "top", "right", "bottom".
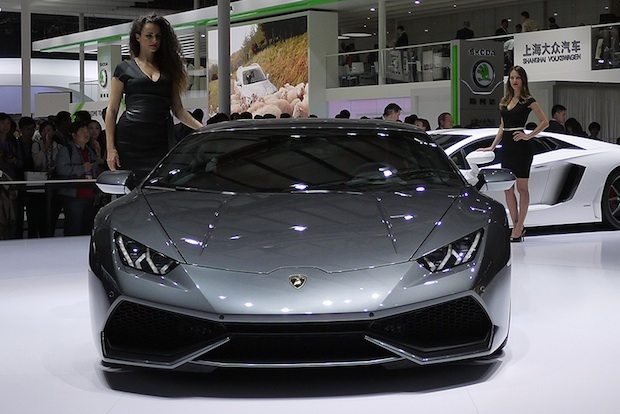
[
  {"left": 113, "top": 60, "right": 173, "bottom": 181},
  {"left": 500, "top": 97, "right": 535, "bottom": 178}
]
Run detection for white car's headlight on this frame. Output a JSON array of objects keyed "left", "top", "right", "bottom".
[
  {"left": 417, "top": 230, "right": 483, "bottom": 273},
  {"left": 114, "top": 232, "right": 179, "bottom": 275}
]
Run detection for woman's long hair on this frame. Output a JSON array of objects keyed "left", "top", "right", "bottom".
[
  {"left": 129, "top": 14, "right": 188, "bottom": 93},
  {"left": 500, "top": 65, "right": 532, "bottom": 107}
]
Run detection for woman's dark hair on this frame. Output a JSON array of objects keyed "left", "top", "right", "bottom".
[
  {"left": 501, "top": 65, "right": 532, "bottom": 107},
  {"left": 129, "top": 14, "right": 188, "bottom": 93},
  {"left": 38, "top": 120, "right": 54, "bottom": 133},
  {"left": 565, "top": 117, "right": 586, "bottom": 136}
]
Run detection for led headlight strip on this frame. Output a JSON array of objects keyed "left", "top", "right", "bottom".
[
  {"left": 115, "top": 232, "right": 178, "bottom": 275},
  {"left": 417, "top": 230, "right": 483, "bottom": 273}
]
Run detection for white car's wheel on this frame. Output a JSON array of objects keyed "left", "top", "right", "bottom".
[{"left": 602, "top": 168, "right": 620, "bottom": 230}]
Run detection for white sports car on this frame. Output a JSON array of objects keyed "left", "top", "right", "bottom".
[{"left": 428, "top": 129, "right": 620, "bottom": 229}]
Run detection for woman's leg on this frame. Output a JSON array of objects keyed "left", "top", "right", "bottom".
[
  {"left": 512, "top": 178, "right": 530, "bottom": 237},
  {"left": 504, "top": 185, "right": 519, "bottom": 228}
]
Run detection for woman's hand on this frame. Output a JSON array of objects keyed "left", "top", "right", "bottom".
[
  {"left": 478, "top": 146, "right": 494, "bottom": 152},
  {"left": 513, "top": 131, "right": 529, "bottom": 141},
  {"left": 107, "top": 148, "right": 120, "bottom": 170}
]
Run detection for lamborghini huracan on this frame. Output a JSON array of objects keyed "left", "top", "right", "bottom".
[{"left": 89, "top": 119, "right": 514, "bottom": 371}]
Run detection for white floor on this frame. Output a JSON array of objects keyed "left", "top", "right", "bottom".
[{"left": 1, "top": 231, "right": 620, "bottom": 414}]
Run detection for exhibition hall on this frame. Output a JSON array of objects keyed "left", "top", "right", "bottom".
[{"left": 1, "top": 0, "right": 619, "bottom": 413}]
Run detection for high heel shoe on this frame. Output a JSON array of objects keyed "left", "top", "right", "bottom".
[{"left": 510, "top": 228, "right": 526, "bottom": 243}]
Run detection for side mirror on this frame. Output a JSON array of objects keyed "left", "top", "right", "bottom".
[
  {"left": 466, "top": 150, "right": 495, "bottom": 166},
  {"left": 463, "top": 151, "right": 496, "bottom": 186},
  {"left": 96, "top": 170, "right": 135, "bottom": 195},
  {"left": 476, "top": 168, "right": 515, "bottom": 192}
]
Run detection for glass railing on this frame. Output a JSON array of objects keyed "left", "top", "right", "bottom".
[
  {"left": 326, "top": 41, "right": 453, "bottom": 88},
  {"left": 0, "top": 178, "right": 104, "bottom": 239},
  {"left": 591, "top": 22, "right": 620, "bottom": 70}
]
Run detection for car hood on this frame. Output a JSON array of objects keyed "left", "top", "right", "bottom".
[{"left": 143, "top": 189, "right": 461, "bottom": 273}]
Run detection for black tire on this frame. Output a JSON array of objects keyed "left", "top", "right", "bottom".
[{"left": 601, "top": 169, "right": 620, "bottom": 230}]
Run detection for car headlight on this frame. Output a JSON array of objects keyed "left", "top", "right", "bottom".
[
  {"left": 417, "top": 230, "right": 483, "bottom": 273},
  {"left": 114, "top": 232, "right": 178, "bottom": 275}
]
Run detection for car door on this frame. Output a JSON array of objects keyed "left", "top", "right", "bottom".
[{"left": 456, "top": 136, "right": 549, "bottom": 206}]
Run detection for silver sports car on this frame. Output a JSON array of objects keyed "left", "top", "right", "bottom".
[{"left": 89, "top": 119, "right": 513, "bottom": 371}]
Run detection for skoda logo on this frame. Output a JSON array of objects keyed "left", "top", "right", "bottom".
[
  {"left": 99, "top": 68, "right": 108, "bottom": 88},
  {"left": 289, "top": 274, "right": 307, "bottom": 289},
  {"left": 473, "top": 60, "right": 494, "bottom": 88}
]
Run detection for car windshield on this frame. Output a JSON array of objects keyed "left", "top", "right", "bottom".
[
  {"left": 430, "top": 134, "right": 472, "bottom": 150},
  {"left": 145, "top": 126, "right": 464, "bottom": 193}
]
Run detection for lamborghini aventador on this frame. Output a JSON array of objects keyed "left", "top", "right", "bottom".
[{"left": 429, "top": 128, "right": 620, "bottom": 229}]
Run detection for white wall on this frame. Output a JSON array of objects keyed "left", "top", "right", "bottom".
[
  {"left": 0, "top": 58, "right": 98, "bottom": 114},
  {"left": 324, "top": 81, "right": 452, "bottom": 121},
  {"left": 0, "top": 58, "right": 98, "bottom": 89}
]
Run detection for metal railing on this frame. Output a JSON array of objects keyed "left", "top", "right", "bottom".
[
  {"left": 591, "top": 22, "right": 620, "bottom": 70},
  {"left": 327, "top": 40, "right": 453, "bottom": 88},
  {"left": 0, "top": 178, "right": 99, "bottom": 239}
]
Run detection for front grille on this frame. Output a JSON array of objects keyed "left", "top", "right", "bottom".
[
  {"left": 369, "top": 296, "right": 492, "bottom": 352},
  {"left": 104, "top": 301, "right": 226, "bottom": 363},
  {"left": 197, "top": 332, "right": 395, "bottom": 364},
  {"left": 103, "top": 296, "right": 492, "bottom": 366}
]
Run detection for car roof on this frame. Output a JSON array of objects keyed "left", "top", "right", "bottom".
[
  {"left": 428, "top": 128, "right": 619, "bottom": 151},
  {"left": 199, "top": 118, "right": 430, "bottom": 135}
]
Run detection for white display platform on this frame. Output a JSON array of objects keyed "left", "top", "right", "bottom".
[{"left": 1, "top": 231, "right": 619, "bottom": 413}]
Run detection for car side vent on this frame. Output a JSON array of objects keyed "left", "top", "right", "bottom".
[{"left": 555, "top": 165, "right": 585, "bottom": 204}]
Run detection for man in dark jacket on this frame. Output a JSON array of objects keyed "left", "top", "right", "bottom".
[
  {"left": 456, "top": 21, "right": 474, "bottom": 39},
  {"left": 545, "top": 104, "right": 567, "bottom": 133}
]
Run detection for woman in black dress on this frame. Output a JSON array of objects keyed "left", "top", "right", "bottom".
[
  {"left": 105, "top": 14, "right": 203, "bottom": 181},
  {"left": 481, "top": 66, "right": 548, "bottom": 242}
]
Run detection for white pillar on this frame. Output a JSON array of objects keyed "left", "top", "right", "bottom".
[
  {"left": 218, "top": 0, "right": 231, "bottom": 115},
  {"left": 97, "top": 45, "right": 121, "bottom": 101},
  {"left": 21, "top": 0, "right": 32, "bottom": 116},
  {"left": 378, "top": 0, "right": 386, "bottom": 86}
]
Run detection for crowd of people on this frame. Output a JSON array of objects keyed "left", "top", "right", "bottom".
[{"left": 0, "top": 110, "right": 107, "bottom": 240}]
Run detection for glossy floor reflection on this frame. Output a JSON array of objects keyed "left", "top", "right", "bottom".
[{"left": 1, "top": 231, "right": 619, "bottom": 413}]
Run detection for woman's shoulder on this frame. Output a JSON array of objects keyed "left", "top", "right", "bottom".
[
  {"left": 113, "top": 60, "right": 133, "bottom": 79},
  {"left": 522, "top": 95, "right": 536, "bottom": 106}
]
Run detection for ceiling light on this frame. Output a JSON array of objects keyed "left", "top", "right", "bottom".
[
  {"left": 370, "top": 7, "right": 376, "bottom": 12},
  {"left": 414, "top": 0, "right": 421, "bottom": 4},
  {"left": 341, "top": 32, "right": 373, "bottom": 38}
]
